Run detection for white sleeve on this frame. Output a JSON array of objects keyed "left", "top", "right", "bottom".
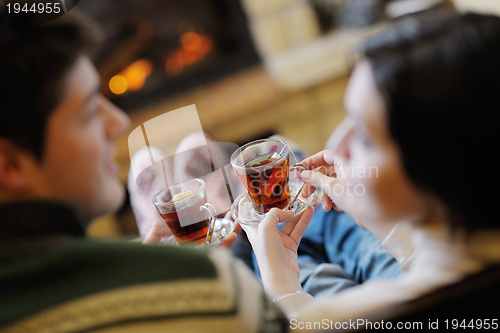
[
  {"left": 279, "top": 279, "right": 420, "bottom": 330},
  {"left": 274, "top": 292, "right": 315, "bottom": 319},
  {"left": 380, "top": 221, "right": 416, "bottom": 271}
]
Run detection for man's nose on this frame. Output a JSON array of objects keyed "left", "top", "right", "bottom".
[{"left": 100, "top": 96, "right": 131, "bottom": 139}]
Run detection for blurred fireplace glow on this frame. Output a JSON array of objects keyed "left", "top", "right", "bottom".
[
  {"left": 109, "top": 32, "right": 212, "bottom": 94},
  {"left": 110, "top": 59, "right": 153, "bottom": 95},
  {"left": 165, "top": 32, "right": 213, "bottom": 77}
]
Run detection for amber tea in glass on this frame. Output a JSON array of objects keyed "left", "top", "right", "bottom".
[
  {"left": 231, "top": 139, "right": 291, "bottom": 214},
  {"left": 153, "top": 179, "right": 215, "bottom": 246}
]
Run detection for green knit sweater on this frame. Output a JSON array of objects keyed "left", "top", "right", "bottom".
[{"left": 0, "top": 201, "right": 287, "bottom": 333}]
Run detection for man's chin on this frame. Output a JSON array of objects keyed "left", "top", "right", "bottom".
[{"left": 88, "top": 182, "right": 126, "bottom": 219}]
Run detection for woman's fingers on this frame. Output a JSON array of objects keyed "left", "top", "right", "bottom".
[
  {"left": 322, "top": 192, "right": 332, "bottom": 212},
  {"left": 332, "top": 202, "right": 343, "bottom": 212},
  {"left": 302, "top": 168, "right": 332, "bottom": 198},
  {"left": 320, "top": 192, "right": 343, "bottom": 212},
  {"left": 259, "top": 208, "right": 295, "bottom": 230},
  {"left": 287, "top": 206, "right": 314, "bottom": 244},
  {"left": 300, "top": 150, "right": 333, "bottom": 170},
  {"left": 278, "top": 210, "right": 303, "bottom": 235},
  {"left": 279, "top": 206, "right": 314, "bottom": 236},
  {"left": 301, "top": 170, "right": 338, "bottom": 196},
  {"left": 301, "top": 170, "right": 345, "bottom": 212},
  {"left": 242, "top": 208, "right": 294, "bottom": 242},
  {"left": 299, "top": 151, "right": 339, "bottom": 198}
]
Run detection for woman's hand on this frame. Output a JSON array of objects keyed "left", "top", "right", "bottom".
[
  {"left": 240, "top": 206, "right": 314, "bottom": 299},
  {"left": 299, "top": 150, "right": 346, "bottom": 213}
]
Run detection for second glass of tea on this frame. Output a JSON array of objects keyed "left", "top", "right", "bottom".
[
  {"left": 230, "top": 139, "right": 293, "bottom": 214},
  {"left": 152, "top": 178, "right": 216, "bottom": 246}
]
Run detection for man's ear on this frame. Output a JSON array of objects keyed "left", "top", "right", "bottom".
[{"left": 0, "top": 139, "right": 34, "bottom": 194}]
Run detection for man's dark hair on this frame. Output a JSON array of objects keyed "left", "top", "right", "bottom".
[
  {"left": 0, "top": 12, "right": 100, "bottom": 160},
  {"left": 360, "top": 10, "right": 500, "bottom": 232}
]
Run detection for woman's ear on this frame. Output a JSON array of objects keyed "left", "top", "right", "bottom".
[{"left": 0, "top": 139, "right": 33, "bottom": 195}]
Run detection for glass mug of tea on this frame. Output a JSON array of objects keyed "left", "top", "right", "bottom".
[
  {"left": 152, "top": 178, "right": 217, "bottom": 246},
  {"left": 230, "top": 139, "right": 308, "bottom": 215}
]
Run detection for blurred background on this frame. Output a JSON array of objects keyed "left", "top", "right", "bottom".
[{"left": 84, "top": 0, "right": 500, "bottom": 237}]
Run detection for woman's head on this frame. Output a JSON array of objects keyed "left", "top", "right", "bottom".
[{"left": 329, "top": 10, "right": 500, "bottom": 232}]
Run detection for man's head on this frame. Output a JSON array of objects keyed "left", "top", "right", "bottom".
[{"left": 0, "top": 14, "right": 130, "bottom": 219}]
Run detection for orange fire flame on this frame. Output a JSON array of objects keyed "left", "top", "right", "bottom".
[
  {"left": 109, "top": 58, "right": 153, "bottom": 95},
  {"left": 165, "top": 32, "right": 213, "bottom": 77},
  {"left": 109, "top": 32, "right": 213, "bottom": 95}
]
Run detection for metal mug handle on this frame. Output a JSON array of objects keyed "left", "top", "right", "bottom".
[
  {"left": 284, "top": 163, "right": 310, "bottom": 211},
  {"left": 200, "top": 203, "right": 217, "bottom": 245}
]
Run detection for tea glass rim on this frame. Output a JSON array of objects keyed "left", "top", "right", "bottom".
[
  {"left": 152, "top": 178, "right": 205, "bottom": 209},
  {"left": 230, "top": 138, "right": 290, "bottom": 173}
]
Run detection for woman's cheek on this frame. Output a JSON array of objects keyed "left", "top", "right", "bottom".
[
  {"left": 368, "top": 162, "right": 418, "bottom": 222},
  {"left": 343, "top": 158, "right": 387, "bottom": 221}
]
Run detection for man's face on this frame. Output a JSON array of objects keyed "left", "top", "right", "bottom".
[{"left": 36, "top": 56, "right": 130, "bottom": 218}]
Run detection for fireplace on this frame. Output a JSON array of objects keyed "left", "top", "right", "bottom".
[{"left": 78, "top": 0, "right": 260, "bottom": 112}]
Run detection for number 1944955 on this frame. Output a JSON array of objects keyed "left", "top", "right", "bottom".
[
  {"left": 444, "top": 319, "right": 498, "bottom": 330},
  {"left": 6, "top": 2, "right": 62, "bottom": 14}
]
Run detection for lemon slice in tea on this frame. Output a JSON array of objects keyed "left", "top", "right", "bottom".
[{"left": 172, "top": 190, "right": 193, "bottom": 201}]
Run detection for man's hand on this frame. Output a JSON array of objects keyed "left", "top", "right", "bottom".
[
  {"left": 218, "top": 211, "right": 241, "bottom": 250},
  {"left": 142, "top": 221, "right": 170, "bottom": 245}
]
